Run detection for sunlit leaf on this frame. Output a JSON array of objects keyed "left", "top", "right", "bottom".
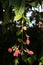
[
  {"left": 14, "top": 58, "right": 19, "bottom": 65},
  {"left": 14, "top": 15, "right": 22, "bottom": 21},
  {"left": 13, "top": 0, "right": 25, "bottom": 21},
  {"left": 23, "top": 16, "right": 30, "bottom": 24},
  {"left": 39, "top": 62, "right": 42, "bottom": 65}
]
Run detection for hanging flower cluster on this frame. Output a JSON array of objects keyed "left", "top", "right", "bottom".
[
  {"left": 8, "top": 34, "right": 34, "bottom": 57},
  {"left": 8, "top": 19, "right": 34, "bottom": 65},
  {"left": 8, "top": 46, "right": 34, "bottom": 57}
]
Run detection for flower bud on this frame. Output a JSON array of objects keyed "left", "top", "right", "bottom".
[
  {"left": 26, "top": 38, "right": 30, "bottom": 45},
  {"left": 8, "top": 48, "right": 12, "bottom": 53}
]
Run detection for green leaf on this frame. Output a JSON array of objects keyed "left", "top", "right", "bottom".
[
  {"left": 39, "top": 56, "right": 43, "bottom": 65},
  {"left": 18, "top": 0, "right": 25, "bottom": 15},
  {"left": 30, "top": 2, "right": 38, "bottom": 7},
  {"left": 40, "top": 56, "right": 43, "bottom": 61},
  {"left": 27, "top": 55, "right": 36, "bottom": 65},
  {"left": 14, "top": 15, "right": 22, "bottom": 21},
  {"left": 39, "top": 62, "right": 42, "bottom": 65},
  {"left": 14, "top": 58, "right": 19, "bottom": 65},
  {"left": 13, "top": 0, "right": 25, "bottom": 21},
  {"left": 14, "top": 0, "right": 25, "bottom": 15},
  {"left": 32, "top": 2, "right": 36, "bottom": 7},
  {"left": 2, "top": 0, "right": 9, "bottom": 9},
  {"left": 16, "top": 30, "right": 22, "bottom": 36},
  {"left": 18, "top": 38, "right": 22, "bottom": 43},
  {"left": 3, "top": 10, "right": 10, "bottom": 23},
  {"left": 21, "top": 52, "right": 28, "bottom": 62},
  {"left": 23, "top": 16, "right": 30, "bottom": 24},
  {"left": 18, "top": 38, "right": 26, "bottom": 44}
]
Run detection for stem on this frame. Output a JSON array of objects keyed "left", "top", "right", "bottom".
[
  {"left": 22, "top": 20, "right": 23, "bottom": 40},
  {"left": 21, "top": 19, "right": 24, "bottom": 50}
]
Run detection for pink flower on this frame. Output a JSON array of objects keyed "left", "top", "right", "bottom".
[
  {"left": 8, "top": 48, "right": 12, "bottom": 53},
  {"left": 26, "top": 49, "right": 34, "bottom": 55},
  {"left": 13, "top": 49, "right": 20, "bottom": 57},
  {"left": 26, "top": 39, "right": 30, "bottom": 45}
]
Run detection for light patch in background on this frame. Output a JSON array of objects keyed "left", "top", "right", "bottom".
[
  {"left": 26, "top": 10, "right": 36, "bottom": 27},
  {"left": 3, "top": 9, "right": 5, "bottom": 12},
  {"left": 32, "top": 4, "right": 43, "bottom": 12},
  {"left": 0, "top": 21, "right": 2, "bottom": 24},
  {"left": 26, "top": 11, "right": 33, "bottom": 19}
]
